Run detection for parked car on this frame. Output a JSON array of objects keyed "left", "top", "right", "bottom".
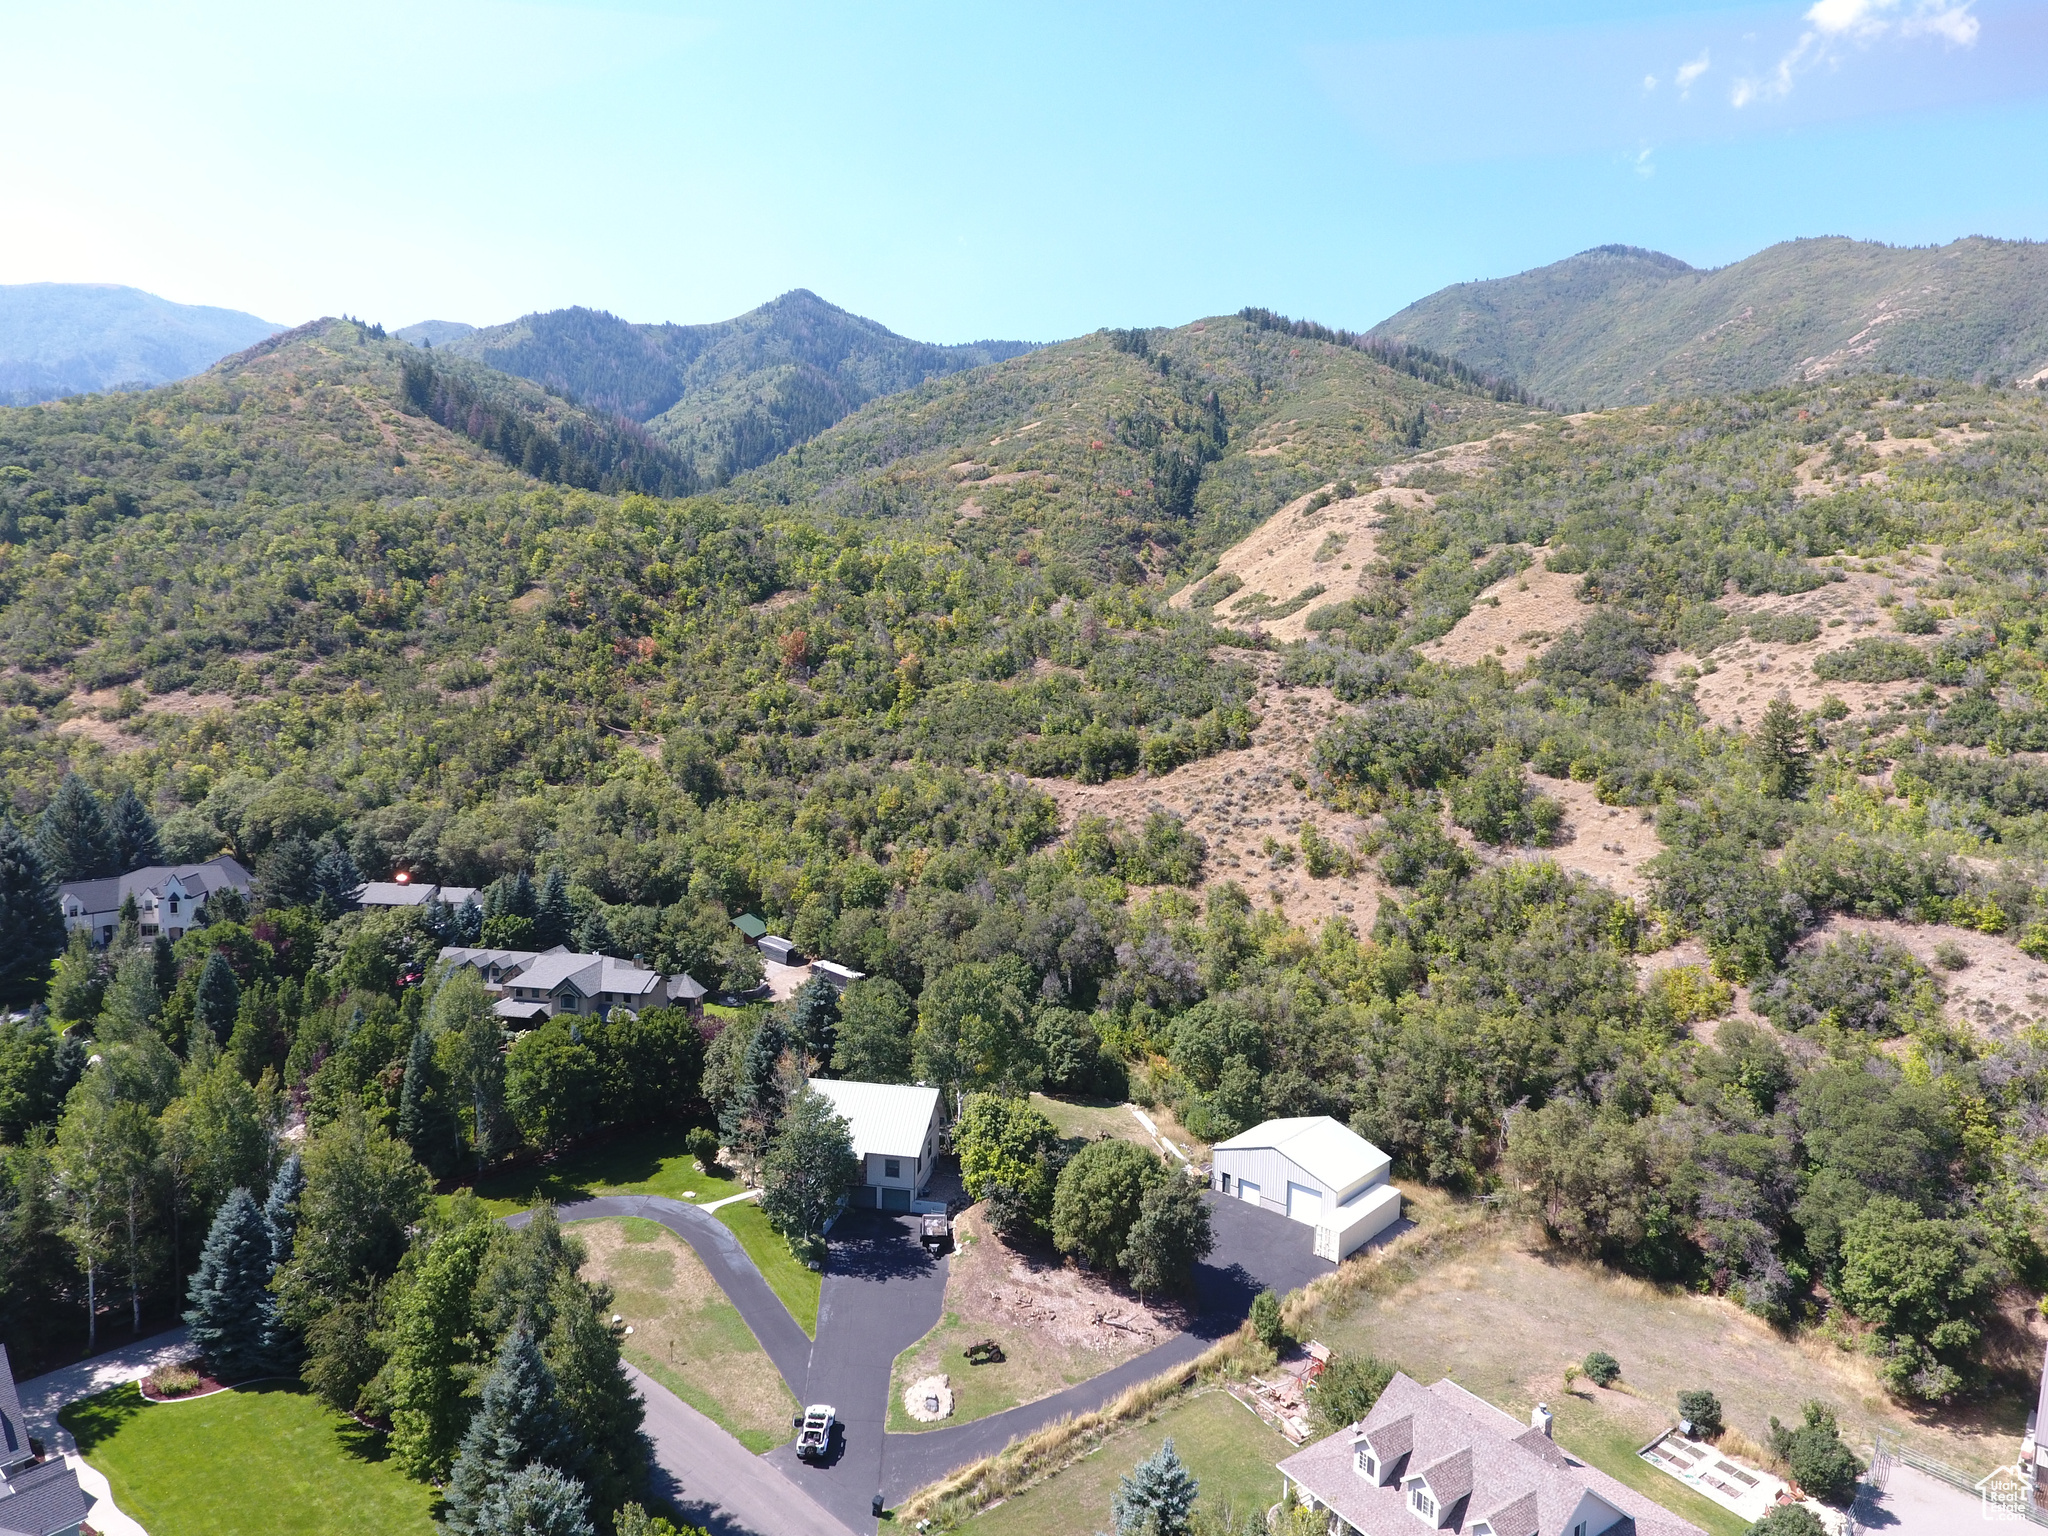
[{"left": 794, "top": 1403, "right": 836, "bottom": 1460}]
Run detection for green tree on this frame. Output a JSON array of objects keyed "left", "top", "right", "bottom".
[
  {"left": 590, "top": 1007, "right": 704, "bottom": 1126},
  {"left": 1678, "top": 1388, "right": 1724, "bottom": 1439},
  {"left": 784, "top": 974, "right": 839, "bottom": 1065},
  {"left": 397, "top": 1026, "right": 463, "bottom": 1178},
  {"left": 506, "top": 1019, "right": 601, "bottom": 1154},
  {"left": 1110, "top": 1437, "right": 1198, "bottom": 1536},
  {"left": 542, "top": 1264, "right": 648, "bottom": 1524},
  {"left": 196, "top": 952, "right": 242, "bottom": 1045},
  {"left": 0, "top": 823, "right": 67, "bottom": 1008},
  {"left": 274, "top": 1099, "right": 430, "bottom": 1326},
  {"left": 1120, "top": 1178, "right": 1213, "bottom": 1299},
  {"left": 719, "top": 1016, "right": 787, "bottom": 1178},
  {"left": 108, "top": 787, "right": 163, "bottom": 871},
  {"left": 954, "top": 1092, "right": 1058, "bottom": 1232},
  {"left": 53, "top": 1092, "right": 125, "bottom": 1350},
  {"left": 533, "top": 869, "right": 573, "bottom": 950},
  {"left": 443, "top": 1325, "right": 579, "bottom": 1535},
  {"left": 0, "top": 1015, "right": 84, "bottom": 1142},
  {"left": 1753, "top": 694, "right": 1812, "bottom": 799},
  {"left": 1052, "top": 1139, "right": 1163, "bottom": 1273},
  {"left": 1836, "top": 1195, "right": 1999, "bottom": 1400},
  {"left": 913, "top": 958, "right": 1038, "bottom": 1100},
  {"left": 432, "top": 971, "right": 506, "bottom": 1170},
  {"left": 36, "top": 775, "right": 116, "bottom": 882},
  {"left": 0, "top": 1134, "right": 80, "bottom": 1367},
  {"left": 759, "top": 1087, "right": 859, "bottom": 1246},
  {"left": 480, "top": 1465, "right": 594, "bottom": 1536},
  {"left": 387, "top": 1217, "right": 492, "bottom": 1478},
  {"left": 1767, "top": 1402, "right": 1861, "bottom": 1507},
  {"left": 1505, "top": 1098, "right": 1681, "bottom": 1267},
  {"left": 46, "top": 927, "right": 104, "bottom": 1024},
  {"left": 1308, "top": 1352, "right": 1395, "bottom": 1434},
  {"left": 831, "top": 977, "right": 914, "bottom": 1083},
  {"left": 184, "top": 1187, "right": 276, "bottom": 1380},
  {"left": 1745, "top": 1507, "right": 1826, "bottom": 1536}
]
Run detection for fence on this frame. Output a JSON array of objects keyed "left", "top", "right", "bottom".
[{"left": 1870, "top": 1429, "right": 2048, "bottom": 1528}]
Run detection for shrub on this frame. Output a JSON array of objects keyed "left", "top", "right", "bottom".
[
  {"left": 1932, "top": 940, "right": 1968, "bottom": 970},
  {"left": 1768, "top": 1402, "right": 1861, "bottom": 1506},
  {"left": 1309, "top": 1352, "right": 1396, "bottom": 1434},
  {"left": 1748, "top": 612, "right": 1821, "bottom": 644},
  {"left": 1678, "top": 1388, "right": 1724, "bottom": 1439},
  {"left": 1449, "top": 748, "right": 1565, "bottom": 847},
  {"left": 1893, "top": 604, "right": 1939, "bottom": 634},
  {"left": 1374, "top": 806, "right": 1471, "bottom": 888},
  {"left": 1249, "top": 1290, "right": 1286, "bottom": 1351},
  {"left": 685, "top": 1126, "right": 721, "bottom": 1171},
  {"left": 1745, "top": 1507, "right": 1826, "bottom": 1536},
  {"left": 1753, "top": 934, "right": 1940, "bottom": 1038},
  {"left": 1581, "top": 1350, "right": 1620, "bottom": 1387},
  {"left": 1812, "top": 637, "right": 1927, "bottom": 683}
]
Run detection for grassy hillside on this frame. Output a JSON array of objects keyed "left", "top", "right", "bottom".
[
  {"left": 1370, "top": 236, "right": 2048, "bottom": 406},
  {"left": 0, "top": 283, "right": 281, "bottom": 405},
  {"left": 435, "top": 290, "right": 1035, "bottom": 485},
  {"left": 734, "top": 310, "right": 1540, "bottom": 581}
]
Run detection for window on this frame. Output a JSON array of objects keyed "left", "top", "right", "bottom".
[
  {"left": 884, "top": 1158, "right": 901, "bottom": 1179},
  {"left": 1409, "top": 1485, "right": 1436, "bottom": 1523},
  {"left": 1354, "top": 1447, "right": 1377, "bottom": 1480}
]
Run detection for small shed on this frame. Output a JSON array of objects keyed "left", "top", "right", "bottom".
[
  {"left": 732, "top": 913, "right": 769, "bottom": 941},
  {"left": 1212, "top": 1116, "right": 1402, "bottom": 1261},
  {"left": 811, "top": 960, "right": 865, "bottom": 992},
  {"left": 806, "top": 1078, "right": 945, "bottom": 1211},
  {"left": 758, "top": 935, "right": 800, "bottom": 967}
]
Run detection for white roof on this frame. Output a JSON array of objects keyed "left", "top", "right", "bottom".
[
  {"left": 1213, "top": 1115, "right": 1391, "bottom": 1194},
  {"left": 805, "top": 1079, "right": 941, "bottom": 1161}
]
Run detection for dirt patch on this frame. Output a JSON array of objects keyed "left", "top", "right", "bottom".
[
  {"left": 53, "top": 715, "right": 143, "bottom": 753},
  {"left": 137, "top": 689, "right": 238, "bottom": 718},
  {"left": 1029, "top": 680, "right": 1381, "bottom": 933},
  {"left": 575, "top": 1216, "right": 797, "bottom": 1452},
  {"left": 1506, "top": 775, "right": 1662, "bottom": 899},
  {"left": 1171, "top": 489, "right": 1395, "bottom": 645},
  {"left": 1802, "top": 915, "right": 2048, "bottom": 1038},
  {"left": 1301, "top": 1223, "right": 2034, "bottom": 1480},
  {"left": 1651, "top": 549, "right": 1955, "bottom": 730},
  {"left": 509, "top": 588, "right": 547, "bottom": 614},
  {"left": 749, "top": 589, "right": 806, "bottom": 614},
  {"left": 889, "top": 1204, "right": 1185, "bottom": 1431},
  {"left": 1418, "top": 558, "right": 1586, "bottom": 672}
]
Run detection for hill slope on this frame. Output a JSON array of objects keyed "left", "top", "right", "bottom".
[
  {"left": 0, "top": 283, "right": 282, "bottom": 405},
  {"left": 434, "top": 290, "right": 1036, "bottom": 485},
  {"left": 1369, "top": 236, "right": 2048, "bottom": 405}
]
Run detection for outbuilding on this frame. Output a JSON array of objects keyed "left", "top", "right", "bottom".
[
  {"left": 1211, "top": 1116, "right": 1402, "bottom": 1261},
  {"left": 806, "top": 1079, "right": 945, "bottom": 1212}
]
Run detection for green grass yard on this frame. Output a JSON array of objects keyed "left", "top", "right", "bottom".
[
  {"left": 452, "top": 1123, "right": 744, "bottom": 1218},
  {"left": 960, "top": 1389, "right": 1289, "bottom": 1535},
  {"left": 714, "top": 1198, "right": 822, "bottom": 1337},
  {"left": 62, "top": 1383, "right": 436, "bottom": 1536}
]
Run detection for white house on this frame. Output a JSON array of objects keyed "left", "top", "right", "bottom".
[
  {"left": 59, "top": 856, "right": 252, "bottom": 946},
  {"left": 1278, "top": 1372, "right": 1705, "bottom": 1536},
  {"left": 806, "top": 1078, "right": 945, "bottom": 1212},
  {"left": 1211, "top": 1116, "right": 1403, "bottom": 1261},
  {"left": 437, "top": 946, "right": 705, "bottom": 1022}
]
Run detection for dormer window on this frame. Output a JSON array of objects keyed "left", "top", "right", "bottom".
[
  {"left": 1409, "top": 1484, "right": 1437, "bottom": 1524},
  {"left": 1355, "top": 1447, "right": 1378, "bottom": 1481}
]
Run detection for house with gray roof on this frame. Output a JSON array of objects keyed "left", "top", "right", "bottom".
[
  {"left": 0, "top": 1344, "right": 88, "bottom": 1536},
  {"left": 438, "top": 947, "right": 705, "bottom": 1022},
  {"left": 1278, "top": 1372, "right": 1704, "bottom": 1536},
  {"left": 59, "top": 856, "right": 251, "bottom": 947},
  {"left": 357, "top": 879, "right": 481, "bottom": 911}
]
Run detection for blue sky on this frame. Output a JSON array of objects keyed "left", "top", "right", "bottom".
[{"left": 4, "top": 0, "right": 2044, "bottom": 341}]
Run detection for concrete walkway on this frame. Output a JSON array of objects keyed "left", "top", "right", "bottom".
[{"left": 17, "top": 1325, "right": 191, "bottom": 1536}]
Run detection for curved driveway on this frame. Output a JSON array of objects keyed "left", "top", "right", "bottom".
[{"left": 554, "top": 1190, "right": 1351, "bottom": 1535}]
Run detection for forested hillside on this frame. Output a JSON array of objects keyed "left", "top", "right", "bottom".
[
  {"left": 1371, "top": 236, "right": 2048, "bottom": 406},
  {"left": 433, "top": 291, "right": 1036, "bottom": 486},
  {"left": 0, "top": 283, "right": 281, "bottom": 405},
  {"left": 2, "top": 296, "right": 2046, "bottom": 1440}
]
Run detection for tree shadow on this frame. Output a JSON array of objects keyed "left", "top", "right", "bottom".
[{"left": 58, "top": 1384, "right": 146, "bottom": 1455}]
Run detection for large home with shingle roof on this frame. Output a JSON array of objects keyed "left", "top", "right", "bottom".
[
  {"left": 59, "top": 856, "right": 251, "bottom": 946},
  {"left": 0, "top": 1344, "right": 89, "bottom": 1536},
  {"left": 438, "top": 946, "right": 705, "bottom": 1023},
  {"left": 1277, "top": 1372, "right": 1704, "bottom": 1536}
]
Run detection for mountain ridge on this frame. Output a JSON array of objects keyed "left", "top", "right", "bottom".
[{"left": 0, "top": 283, "right": 283, "bottom": 405}]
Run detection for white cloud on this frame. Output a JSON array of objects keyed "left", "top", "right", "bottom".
[
  {"left": 1644, "top": 72, "right": 1658, "bottom": 91},
  {"left": 1675, "top": 50, "right": 1711, "bottom": 96},
  {"left": 1635, "top": 144, "right": 1656, "bottom": 176},
  {"left": 1733, "top": 0, "right": 1977, "bottom": 106}
]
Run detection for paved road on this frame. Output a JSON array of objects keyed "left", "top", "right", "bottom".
[{"left": 630, "top": 1364, "right": 853, "bottom": 1536}]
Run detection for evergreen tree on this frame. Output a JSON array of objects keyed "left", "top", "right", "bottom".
[
  {"left": 759, "top": 1087, "right": 859, "bottom": 1245},
  {"left": 443, "top": 1325, "right": 580, "bottom": 1536},
  {"left": 35, "top": 775, "right": 116, "bottom": 882},
  {"left": 313, "top": 841, "right": 363, "bottom": 914},
  {"left": 264, "top": 1152, "right": 305, "bottom": 1269},
  {"left": 572, "top": 904, "right": 614, "bottom": 956},
  {"left": 1110, "top": 1438, "right": 1198, "bottom": 1536},
  {"left": 718, "top": 1017, "right": 786, "bottom": 1177},
  {"left": 260, "top": 833, "right": 323, "bottom": 909},
  {"left": 151, "top": 935, "right": 177, "bottom": 1005},
  {"left": 206, "top": 884, "right": 249, "bottom": 925},
  {"left": 784, "top": 975, "right": 839, "bottom": 1066},
  {"left": 1754, "top": 693, "right": 1812, "bottom": 799},
  {"left": 452, "top": 897, "right": 484, "bottom": 946},
  {"left": 398, "top": 1027, "right": 463, "bottom": 1179},
  {"left": 534, "top": 869, "right": 572, "bottom": 949},
  {"left": 196, "top": 953, "right": 241, "bottom": 1045},
  {"left": 542, "top": 1266, "right": 648, "bottom": 1524},
  {"left": 481, "top": 1465, "right": 594, "bottom": 1536},
  {"left": 388, "top": 1219, "right": 491, "bottom": 1478},
  {"left": 0, "top": 822, "right": 67, "bottom": 1008},
  {"left": 107, "top": 787, "right": 163, "bottom": 871},
  {"left": 185, "top": 1187, "right": 276, "bottom": 1381}
]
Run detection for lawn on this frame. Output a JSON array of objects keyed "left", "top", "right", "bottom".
[
  {"left": 575, "top": 1217, "right": 797, "bottom": 1452},
  {"left": 451, "top": 1122, "right": 744, "bottom": 1218},
  {"left": 960, "top": 1389, "right": 1290, "bottom": 1535},
  {"left": 715, "top": 1197, "right": 822, "bottom": 1338},
  {"left": 62, "top": 1382, "right": 437, "bottom": 1536},
  {"left": 1031, "top": 1095, "right": 1209, "bottom": 1163}
]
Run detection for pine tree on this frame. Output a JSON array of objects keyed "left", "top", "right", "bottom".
[
  {"left": 35, "top": 775, "right": 116, "bottom": 882},
  {"left": 718, "top": 1017, "right": 786, "bottom": 1177},
  {"left": 1754, "top": 693, "right": 1812, "bottom": 800},
  {"left": 572, "top": 904, "right": 614, "bottom": 956},
  {"left": 262, "top": 1150, "right": 305, "bottom": 1374},
  {"left": 107, "top": 787, "right": 163, "bottom": 871},
  {"left": 197, "top": 953, "right": 242, "bottom": 1045},
  {"left": 443, "top": 1325, "right": 580, "bottom": 1536},
  {"left": 1110, "top": 1438, "right": 1199, "bottom": 1536},
  {"left": 543, "top": 1268, "right": 648, "bottom": 1525},
  {"left": 185, "top": 1187, "right": 277, "bottom": 1382},
  {"left": 784, "top": 975, "right": 839, "bottom": 1065},
  {"left": 260, "top": 833, "right": 323, "bottom": 909},
  {"left": 398, "top": 1027, "right": 462, "bottom": 1179},
  {"left": 480, "top": 1464, "right": 594, "bottom": 1536},
  {"left": 313, "top": 841, "right": 363, "bottom": 914},
  {"left": 0, "top": 822, "right": 66, "bottom": 1009},
  {"left": 534, "top": 870, "right": 572, "bottom": 949},
  {"left": 510, "top": 871, "right": 537, "bottom": 920}
]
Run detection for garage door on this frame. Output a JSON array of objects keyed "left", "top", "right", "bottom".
[
  {"left": 880, "top": 1186, "right": 912, "bottom": 1211},
  {"left": 1238, "top": 1179, "right": 1261, "bottom": 1205},
  {"left": 1287, "top": 1182, "right": 1323, "bottom": 1224}
]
